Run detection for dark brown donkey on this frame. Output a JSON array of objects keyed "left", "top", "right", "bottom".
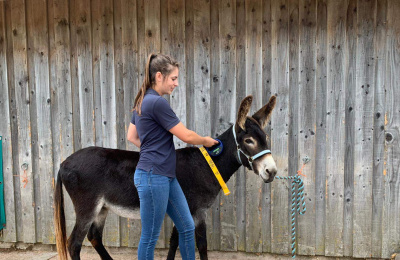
[{"left": 54, "top": 95, "right": 277, "bottom": 260}]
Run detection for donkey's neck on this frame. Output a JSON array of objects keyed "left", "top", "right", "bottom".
[{"left": 210, "top": 126, "right": 243, "bottom": 183}]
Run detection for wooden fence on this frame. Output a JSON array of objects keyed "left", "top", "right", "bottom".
[{"left": 0, "top": 0, "right": 399, "bottom": 258}]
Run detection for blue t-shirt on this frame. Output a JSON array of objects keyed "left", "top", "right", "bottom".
[{"left": 131, "top": 89, "right": 180, "bottom": 177}]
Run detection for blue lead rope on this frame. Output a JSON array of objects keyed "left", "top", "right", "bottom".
[{"left": 274, "top": 175, "right": 306, "bottom": 258}]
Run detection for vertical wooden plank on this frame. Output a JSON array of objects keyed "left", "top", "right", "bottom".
[
  {"left": 235, "top": 0, "right": 246, "bottom": 252},
  {"left": 382, "top": 0, "right": 400, "bottom": 257},
  {"left": 91, "top": 0, "right": 103, "bottom": 148},
  {"left": 343, "top": 0, "right": 356, "bottom": 256},
  {"left": 10, "top": 0, "right": 36, "bottom": 243},
  {"left": 145, "top": 0, "right": 161, "bottom": 54},
  {"left": 371, "top": 0, "right": 387, "bottom": 257},
  {"left": 261, "top": 0, "right": 272, "bottom": 253},
  {"left": 113, "top": 0, "right": 126, "bottom": 247},
  {"left": 25, "top": 0, "right": 41, "bottom": 243},
  {"left": 209, "top": 0, "right": 219, "bottom": 251},
  {"left": 192, "top": 0, "right": 212, "bottom": 249},
  {"left": 160, "top": 0, "right": 168, "bottom": 58},
  {"left": 168, "top": 0, "right": 186, "bottom": 152},
  {"left": 122, "top": 0, "right": 138, "bottom": 152},
  {"left": 353, "top": 0, "right": 376, "bottom": 257},
  {"left": 325, "top": 0, "right": 347, "bottom": 256},
  {"left": 192, "top": 0, "right": 210, "bottom": 137},
  {"left": 219, "top": 0, "right": 236, "bottom": 251},
  {"left": 288, "top": 0, "right": 300, "bottom": 255},
  {"left": 164, "top": 0, "right": 186, "bottom": 246},
  {"left": 185, "top": 0, "right": 194, "bottom": 132},
  {"left": 0, "top": 1, "right": 17, "bottom": 243},
  {"left": 137, "top": 0, "right": 146, "bottom": 98},
  {"left": 271, "top": 0, "right": 290, "bottom": 254},
  {"left": 298, "top": 0, "right": 316, "bottom": 255},
  {"left": 315, "top": 0, "right": 327, "bottom": 255},
  {"left": 69, "top": 0, "right": 81, "bottom": 153},
  {"left": 245, "top": 0, "right": 262, "bottom": 253},
  {"left": 121, "top": 0, "right": 139, "bottom": 248},
  {"left": 96, "top": 0, "right": 120, "bottom": 247},
  {"left": 49, "top": 0, "right": 75, "bottom": 237},
  {"left": 26, "top": 0, "right": 54, "bottom": 244},
  {"left": 72, "top": 0, "right": 95, "bottom": 149}
]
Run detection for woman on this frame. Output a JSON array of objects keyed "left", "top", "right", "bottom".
[{"left": 127, "top": 53, "right": 218, "bottom": 260}]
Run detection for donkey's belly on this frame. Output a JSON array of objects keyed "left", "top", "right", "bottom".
[{"left": 105, "top": 201, "right": 141, "bottom": 219}]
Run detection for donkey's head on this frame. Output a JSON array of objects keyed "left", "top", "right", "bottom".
[{"left": 233, "top": 95, "right": 277, "bottom": 183}]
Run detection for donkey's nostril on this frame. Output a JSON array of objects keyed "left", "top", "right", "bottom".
[{"left": 267, "top": 168, "right": 277, "bottom": 177}]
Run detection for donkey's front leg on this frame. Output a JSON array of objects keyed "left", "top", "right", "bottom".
[{"left": 195, "top": 220, "right": 208, "bottom": 260}]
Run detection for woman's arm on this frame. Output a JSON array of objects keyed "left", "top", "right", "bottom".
[
  {"left": 127, "top": 123, "right": 141, "bottom": 148},
  {"left": 169, "top": 122, "right": 218, "bottom": 147}
]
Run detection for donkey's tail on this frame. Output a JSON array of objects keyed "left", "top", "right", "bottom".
[{"left": 54, "top": 172, "right": 68, "bottom": 260}]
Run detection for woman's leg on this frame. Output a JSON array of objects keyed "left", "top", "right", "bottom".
[
  {"left": 166, "top": 178, "right": 195, "bottom": 260},
  {"left": 134, "top": 169, "right": 170, "bottom": 260}
]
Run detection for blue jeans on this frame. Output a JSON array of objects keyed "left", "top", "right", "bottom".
[{"left": 134, "top": 168, "right": 195, "bottom": 260}]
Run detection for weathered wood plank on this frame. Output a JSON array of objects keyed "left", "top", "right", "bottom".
[
  {"left": 343, "top": 0, "right": 356, "bottom": 256},
  {"left": 353, "top": 0, "right": 376, "bottom": 257},
  {"left": 192, "top": 0, "right": 210, "bottom": 137},
  {"left": 69, "top": 0, "right": 81, "bottom": 153},
  {"left": 145, "top": 0, "right": 161, "bottom": 55},
  {"left": 49, "top": 0, "right": 75, "bottom": 238},
  {"left": 208, "top": 0, "right": 220, "bottom": 251},
  {"left": 96, "top": 0, "right": 120, "bottom": 247},
  {"left": 168, "top": 0, "right": 186, "bottom": 151},
  {"left": 382, "top": 0, "right": 400, "bottom": 258},
  {"left": 325, "top": 0, "right": 347, "bottom": 256},
  {"left": 71, "top": 0, "right": 94, "bottom": 148},
  {"left": 26, "top": 0, "right": 54, "bottom": 244},
  {"left": 113, "top": 0, "right": 126, "bottom": 247},
  {"left": 10, "top": 0, "right": 36, "bottom": 243},
  {"left": 218, "top": 0, "right": 236, "bottom": 251},
  {"left": 371, "top": 0, "right": 387, "bottom": 257},
  {"left": 91, "top": 0, "right": 103, "bottom": 148},
  {"left": 25, "top": 0, "right": 41, "bottom": 243},
  {"left": 298, "top": 0, "right": 316, "bottom": 255},
  {"left": 245, "top": 0, "right": 263, "bottom": 253},
  {"left": 271, "top": 0, "right": 290, "bottom": 255},
  {"left": 0, "top": 1, "right": 17, "bottom": 243},
  {"left": 261, "top": 0, "right": 272, "bottom": 253},
  {"left": 117, "top": 0, "right": 139, "bottom": 247},
  {"left": 137, "top": 0, "right": 145, "bottom": 103},
  {"left": 235, "top": 0, "right": 246, "bottom": 252},
  {"left": 288, "top": 0, "right": 300, "bottom": 255},
  {"left": 315, "top": 0, "right": 327, "bottom": 255}
]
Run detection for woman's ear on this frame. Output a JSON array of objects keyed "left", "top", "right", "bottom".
[{"left": 155, "top": 71, "right": 163, "bottom": 83}]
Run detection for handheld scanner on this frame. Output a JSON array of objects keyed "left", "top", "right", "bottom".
[{"left": 206, "top": 139, "right": 223, "bottom": 157}]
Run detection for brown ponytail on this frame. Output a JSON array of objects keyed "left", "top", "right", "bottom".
[{"left": 133, "top": 53, "right": 179, "bottom": 115}]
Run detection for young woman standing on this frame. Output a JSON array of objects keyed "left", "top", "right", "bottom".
[{"left": 127, "top": 53, "right": 218, "bottom": 260}]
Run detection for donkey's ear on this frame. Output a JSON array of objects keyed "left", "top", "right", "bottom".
[
  {"left": 252, "top": 96, "right": 276, "bottom": 128},
  {"left": 237, "top": 95, "right": 253, "bottom": 130}
]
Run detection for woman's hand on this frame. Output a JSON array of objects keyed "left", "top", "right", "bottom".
[{"left": 203, "top": 136, "right": 219, "bottom": 148}]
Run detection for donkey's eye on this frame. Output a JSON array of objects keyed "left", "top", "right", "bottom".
[{"left": 245, "top": 139, "right": 254, "bottom": 144}]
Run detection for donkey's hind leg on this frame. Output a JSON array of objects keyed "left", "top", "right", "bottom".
[
  {"left": 87, "top": 207, "right": 113, "bottom": 260},
  {"left": 166, "top": 225, "right": 179, "bottom": 260},
  {"left": 67, "top": 216, "right": 94, "bottom": 260}
]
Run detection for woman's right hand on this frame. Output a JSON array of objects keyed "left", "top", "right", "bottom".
[{"left": 203, "top": 137, "right": 219, "bottom": 148}]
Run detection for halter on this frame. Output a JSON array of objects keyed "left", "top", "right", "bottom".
[{"left": 232, "top": 124, "right": 271, "bottom": 171}]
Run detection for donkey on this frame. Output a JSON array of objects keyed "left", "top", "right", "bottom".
[{"left": 54, "top": 95, "right": 277, "bottom": 260}]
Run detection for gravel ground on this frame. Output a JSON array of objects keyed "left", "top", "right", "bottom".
[{"left": 1, "top": 243, "right": 393, "bottom": 260}]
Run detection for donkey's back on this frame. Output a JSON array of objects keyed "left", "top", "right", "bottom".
[{"left": 59, "top": 147, "right": 141, "bottom": 215}]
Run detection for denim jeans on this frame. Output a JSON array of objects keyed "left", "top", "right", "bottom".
[{"left": 134, "top": 168, "right": 195, "bottom": 260}]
